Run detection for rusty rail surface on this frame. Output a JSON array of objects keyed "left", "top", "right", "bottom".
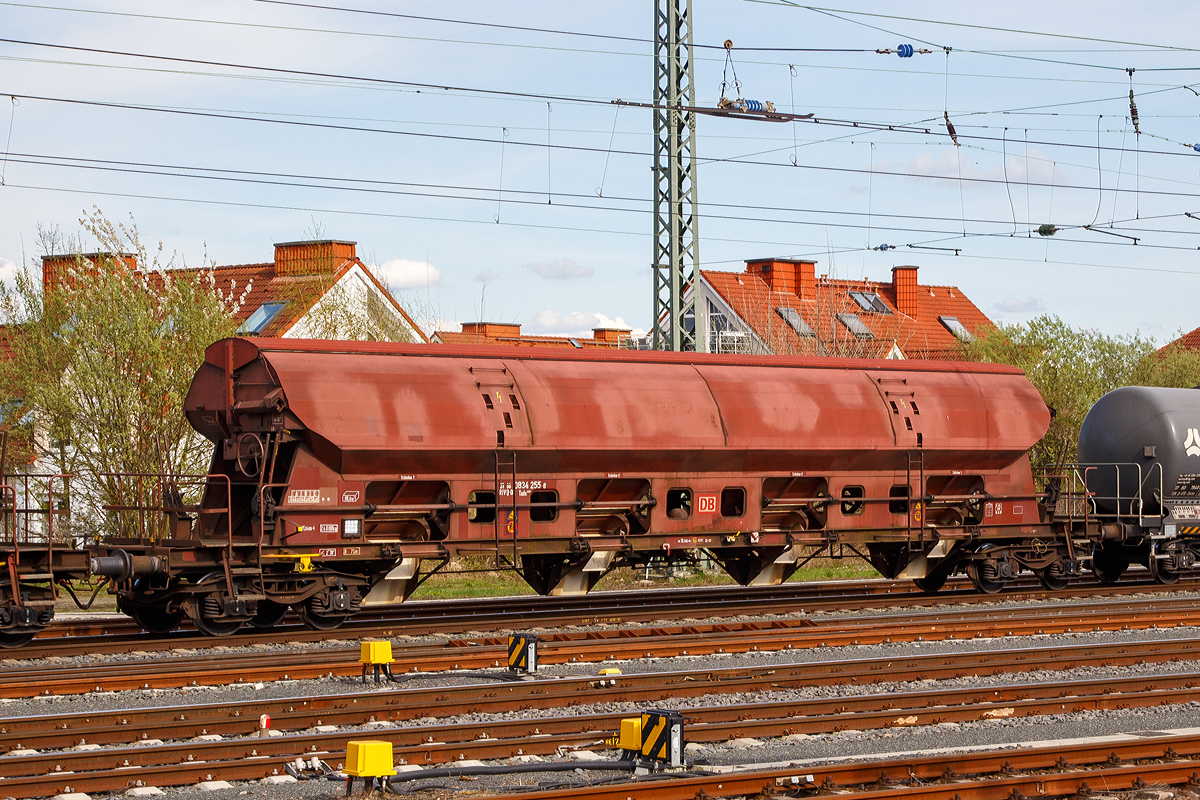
[
  {"left": 4, "top": 604, "right": 1200, "bottom": 698},
  {"left": 5, "top": 672, "right": 1200, "bottom": 797},
  {"left": 27, "top": 569, "right": 1200, "bottom": 659},
  {"left": 465, "top": 732, "right": 1200, "bottom": 800},
  {"left": 6, "top": 658, "right": 1200, "bottom": 755}
]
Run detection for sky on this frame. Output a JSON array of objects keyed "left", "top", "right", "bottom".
[{"left": 2, "top": 1, "right": 1200, "bottom": 341}]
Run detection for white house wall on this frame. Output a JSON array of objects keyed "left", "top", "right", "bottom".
[{"left": 281, "top": 264, "right": 420, "bottom": 341}]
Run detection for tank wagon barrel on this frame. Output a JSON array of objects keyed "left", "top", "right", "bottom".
[{"left": 1076, "top": 386, "right": 1200, "bottom": 584}]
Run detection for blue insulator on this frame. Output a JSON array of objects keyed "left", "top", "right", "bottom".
[
  {"left": 897, "top": 43, "right": 914, "bottom": 58},
  {"left": 1194, "top": 143, "right": 1200, "bottom": 152},
  {"left": 744, "top": 99, "right": 763, "bottom": 112}
]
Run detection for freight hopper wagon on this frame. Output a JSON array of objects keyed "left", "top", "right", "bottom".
[{"left": 73, "top": 337, "right": 1058, "bottom": 638}]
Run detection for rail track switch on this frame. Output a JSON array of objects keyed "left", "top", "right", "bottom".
[
  {"left": 343, "top": 740, "right": 395, "bottom": 795},
  {"left": 508, "top": 633, "right": 538, "bottom": 675},
  {"left": 360, "top": 640, "right": 399, "bottom": 684},
  {"left": 640, "top": 709, "right": 684, "bottom": 768}
]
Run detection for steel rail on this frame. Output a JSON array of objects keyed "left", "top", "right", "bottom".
[
  {"left": 7, "top": 658, "right": 1200, "bottom": 755},
  {"left": 460, "top": 732, "right": 1200, "bottom": 799},
  {"left": 7, "top": 676, "right": 1200, "bottom": 797},
  {"left": 26, "top": 572, "right": 1200, "bottom": 658},
  {"left": 6, "top": 598, "right": 1200, "bottom": 697}
]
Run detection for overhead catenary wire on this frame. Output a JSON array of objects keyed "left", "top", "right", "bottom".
[
  {"left": 14, "top": 148, "right": 1199, "bottom": 231},
  {"left": 16, "top": 89, "right": 1200, "bottom": 196},
  {"left": 10, "top": 150, "right": 1200, "bottom": 253},
  {"left": 4, "top": 21, "right": 1195, "bottom": 247},
  {"left": 6, "top": 2, "right": 1200, "bottom": 337},
  {"left": 755, "top": 2, "right": 1200, "bottom": 54},
  {"left": 0, "top": 95, "right": 15, "bottom": 185},
  {"left": 9, "top": 93, "right": 1200, "bottom": 207}
]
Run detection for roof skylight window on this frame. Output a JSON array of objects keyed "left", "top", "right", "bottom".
[
  {"left": 837, "top": 312, "right": 875, "bottom": 340},
  {"left": 848, "top": 291, "right": 893, "bottom": 315},
  {"left": 775, "top": 307, "right": 815, "bottom": 337},
  {"left": 939, "top": 315, "right": 975, "bottom": 343},
  {"left": 240, "top": 301, "right": 288, "bottom": 335}
]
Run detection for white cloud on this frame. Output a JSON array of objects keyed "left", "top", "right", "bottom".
[
  {"left": 523, "top": 258, "right": 593, "bottom": 280},
  {"left": 526, "top": 310, "right": 644, "bottom": 338},
  {"left": 881, "top": 146, "right": 1061, "bottom": 185},
  {"left": 0, "top": 257, "right": 18, "bottom": 288},
  {"left": 373, "top": 259, "right": 440, "bottom": 290},
  {"left": 993, "top": 297, "right": 1046, "bottom": 313}
]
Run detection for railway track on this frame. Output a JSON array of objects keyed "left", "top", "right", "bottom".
[
  {"left": 24, "top": 571, "right": 1199, "bottom": 658},
  {"left": 467, "top": 730, "right": 1200, "bottom": 799},
  {"left": 6, "top": 642, "right": 1200, "bottom": 753},
  {"left": 5, "top": 643, "right": 1200, "bottom": 797},
  {"left": 6, "top": 595, "right": 1200, "bottom": 697}
]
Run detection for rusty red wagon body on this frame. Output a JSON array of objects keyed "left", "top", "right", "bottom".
[{"left": 3, "top": 336, "right": 1073, "bottom": 643}]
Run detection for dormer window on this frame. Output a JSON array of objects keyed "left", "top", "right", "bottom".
[
  {"left": 939, "top": 315, "right": 975, "bottom": 343},
  {"left": 240, "top": 301, "right": 288, "bottom": 334},
  {"left": 837, "top": 312, "right": 874, "bottom": 340},
  {"left": 775, "top": 307, "right": 815, "bottom": 337},
  {"left": 848, "top": 291, "right": 893, "bottom": 315}
]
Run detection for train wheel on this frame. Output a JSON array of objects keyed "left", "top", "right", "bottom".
[
  {"left": 1149, "top": 554, "right": 1182, "bottom": 585},
  {"left": 912, "top": 558, "right": 954, "bottom": 594},
  {"left": 0, "top": 629, "right": 37, "bottom": 648},
  {"left": 1035, "top": 564, "right": 1069, "bottom": 591},
  {"left": 911, "top": 574, "right": 946, "bottom": 593},
  {"left": 297, "top": 599, "right": 346, "bottom": 631},
  {"left": 966, "top": 561, "right": 1005, "bottom": 594},
  {"left": 1091, "top": 549, "right": 1127, "bottom": 585},
  {"left": 130, "top": 607, "right": 184, "bottom": 635},
  {"left": 192, "top": 613, "right": 243, "bottom": 637},
  {"left": 251, "top": 600, "right": 288, "bottom": 629},
  {"left": 912, "top": 565, "right": 951, "bottom": 593}
]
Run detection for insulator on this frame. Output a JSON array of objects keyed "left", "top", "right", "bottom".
[
  {"left": 1193, "top": 144, "right": 1200, "bottom": 153},
  {"left": 897, "top": 43, "right": 914, "bottom": 58},
  {"left": 744, "top": 99, "right": 764, "bottom": 112},
  {"left": 943, "top": 112, "right": 960, "bottom": 146},
  {"left": 1036, "top": 224, "right": 1058, "bottom": 237},
  {"left": 874, "top": 244, "right": 893, "bottom": 251}
]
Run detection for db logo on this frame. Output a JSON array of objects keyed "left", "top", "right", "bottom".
[
  {"left": 341, "top": 491, "right": 361, "bottom": 503},
  {"left": 697, "top": 494, "right": 718, "bottom": 514}
]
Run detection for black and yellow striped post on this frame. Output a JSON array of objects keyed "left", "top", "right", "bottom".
[
  {"left": 639, "top": 709, "right": 684, "bottom": 768},
  {"left": 508, "top": 632, "right": 538, "bottom": 674}
]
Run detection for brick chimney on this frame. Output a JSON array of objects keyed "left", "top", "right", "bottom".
[
  {"left": 745, "top": 258, "right": 817, "bottom": 300},
  {"left": 273, "top": 240, "right": 356, "bottom": 276},
  {"left": 462, "top": 322, "right": 521, "bottom": 339},
  {"left": 891, "top": 265, "right": 919, "bottom": 317},
  {"left": 42, "top": 252, "right": 137, "bottom": 293},
  {"left": 796, "top": 260, "right": 816, "bottom": 301},
  {"left": 592, "top": 327, "right": 631, "bottom": 344}
]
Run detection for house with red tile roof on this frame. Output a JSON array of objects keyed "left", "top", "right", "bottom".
[
  {"left": 41, "top": 240, "right": 426, "bottom": 343},
  {"left": 696, "top": 259, "right": 991, "bottom": 359},
  {"left": 431, "top": 322, "right": 632, "bottom": 349},
  {"left": 1160, "top": 325, "right": 1200, "bottom": 354}
]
